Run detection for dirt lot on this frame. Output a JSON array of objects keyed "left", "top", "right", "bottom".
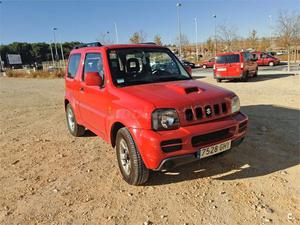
[{"left": 0, "top": 73, "right": 299, "bottom": 225}]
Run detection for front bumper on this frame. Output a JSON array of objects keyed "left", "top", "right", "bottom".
[{"left": 130, "top": 112, "right": 248, "bottom": 170}]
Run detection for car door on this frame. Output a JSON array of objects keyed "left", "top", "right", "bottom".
[
  {"left": 261, "top": 53, "right": 268, "bottom": 65},
  {"left": 77, "top": 52, "right": 108, "bottom": 138}
]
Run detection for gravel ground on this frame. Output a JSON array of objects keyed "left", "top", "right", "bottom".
[{"left": 0, "top": 73, "right": 299, "bottom": 225}]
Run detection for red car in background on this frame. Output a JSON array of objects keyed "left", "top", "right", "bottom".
[
  {"left": 251, "top": 52, "right": 280, "bottom": 66},
  {"left": 202, "top": 57, "right": 215, "bottom": 68},
  {"left": 214, "top": 51, "right": 258, "bottom": 82}
]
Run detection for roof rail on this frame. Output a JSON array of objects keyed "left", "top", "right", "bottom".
[
  {"left": 140, "top": 42, "right": 157, "bottom": 45},
  {"left": 73, "top": 42, "right": 102, "bottom": 49}
]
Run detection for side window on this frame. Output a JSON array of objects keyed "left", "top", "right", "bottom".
[
  {"left": 83, "top": 53, "right": 104, "bottom": 81},
  {"left": 67, "top": 54, "right": 81, "bottom": 78}
]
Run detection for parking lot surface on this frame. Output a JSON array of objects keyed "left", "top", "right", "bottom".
[{"left": 0, "top": 72, "right": 299, "bottom": 225}]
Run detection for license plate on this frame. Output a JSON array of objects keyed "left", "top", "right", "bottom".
[
  {"left": 217, "top": 67, "right": 227, "bottom": 71},
  {"left": 198, "top": 140, "right": 231, "bottom": 159}
]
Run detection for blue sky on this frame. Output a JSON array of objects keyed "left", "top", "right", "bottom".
[{"left": 0, "top": 0, "right": 299, "bottom": 45}]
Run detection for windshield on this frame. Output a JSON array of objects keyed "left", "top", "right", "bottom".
[
  {"left": 108, "top": 48, "right": 191, "bottom": 87},
  {"left": 216, "top": 54, "right": 240, "bottom": 64}
]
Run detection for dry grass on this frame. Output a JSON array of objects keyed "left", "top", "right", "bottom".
[{"left": 6, "top": 69, "right": 65, "bottom": 78}]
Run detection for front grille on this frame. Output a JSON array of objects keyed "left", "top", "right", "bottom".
[
  {"left": 195, "top": 107, "right": 203, "bottom": 119},
  {"left": 185, "top": 109, "right": 194, "bottom": 121},
  {"left": 184, "top": 101, "right": 228, "bottom": 122},
  {"left": 205, "top": 105, "right": 213, "bottom": 117},
  {"left": 213, "top": 104, "right": 220, "bottom": 115},
  {"left": 191, "top": 128, "right": 232, "bottom": 147}
]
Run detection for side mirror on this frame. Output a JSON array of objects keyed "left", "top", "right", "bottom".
[
  {"left": 185, "top": 65, "right": 192, "bottom": 75},
  {"left": 85, "top": 72, "right": 103, "bottom": 86}
]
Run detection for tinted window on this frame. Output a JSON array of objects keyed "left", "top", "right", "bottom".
[
  {"left": 216, "top": 54, "right": 240, "bottom": 64},
  {"left": 83, "top": 53, "right": 104, "bottom": 81},
  {"left": 67, "top": 54, "right": 81, "bottom": 78}
]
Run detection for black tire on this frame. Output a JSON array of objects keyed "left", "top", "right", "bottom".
[
  {"left": 241, "top": 71, "right": 248, "bottom": 82},
  {"left": 116, "top": 127, "right": 149, "bottom": 185},
  {"left": 66, "top": 104, "right": 85, "bottom": 137},
  {"left": 217, "top": 78, "right": 222, "bottom": 83},
  {"left": 253, "top": 68, "right": 258, "bottom": 77}
]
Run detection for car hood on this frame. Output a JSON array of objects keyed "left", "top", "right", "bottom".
[{"left": 121, "top": 79, "right": 235, "bottom": 109}]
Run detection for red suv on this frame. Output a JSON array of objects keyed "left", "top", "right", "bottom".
[
  {"left": 65, "top": 42, "right": 248, "bottom": 185},
  {"left": 214, "top": 51, "right": 258, "bottom": 82},
  {"left": 251, "top": 51, "right": 280, "bottom": 66}
]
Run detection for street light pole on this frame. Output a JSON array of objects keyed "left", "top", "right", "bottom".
[
  {"left": 176, "top": 3, "right": 182, "bottom": 57},
  {"left": 52, "top": 28, "right": 59, "bottom": 62},
  {"left": 114, "top": 22, "right": 119, "bottom": 44},
  {"left": 268, "top": 15, "right": 272, "bottom": 48},
  {"left": 195, "top": 17, "right": 198, "bottom": 62},
  {"left": 213, "top": 14, "right": 217, "bottom": 56},
  {"left": 49, "top": 42, "right": 55, "bottom": 67}
]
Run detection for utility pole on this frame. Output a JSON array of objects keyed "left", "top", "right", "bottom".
[
  {"left": 49, "top": 42, "right": 55, "bottom": 67},
  {"left": 114, "top": 22, "right": 119, "bottom": 44},
  {"left": 195, "top": 17, "right": 198, "bottom": 62},
  {"left": 213, "top": 14, "right": 217, "bottom": 56},
  {"left": 52, "top": 28, "right": 59, "bottom": 63},
  {"left": 60, "top": 42, "right": 65, "bottom": 67},
  {"left": 176, "top": 3, "right": 182, "bottom": 57},
  {"left": 268, "top": 15, "right": 273, "bottom": 49}
]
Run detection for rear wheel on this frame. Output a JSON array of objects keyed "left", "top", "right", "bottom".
[
  {"left": 253, "top": 68, "right": 258, "bottom": 77},
  {"left": 241, "top": 72, "right": 248, "bottom": 82},
  {"left": 66, "top": 104, "right": 85, "bottom": 137},
  {"left": 116, "top": 127, "right": 149, "bottom": 185},
  {"left": 217, "top": 78, "right": 222, "bottom": 83}
]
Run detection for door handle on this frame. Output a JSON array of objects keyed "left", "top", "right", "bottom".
[{"left": 80, "top": 87, "right": 84, "bottom": 92}]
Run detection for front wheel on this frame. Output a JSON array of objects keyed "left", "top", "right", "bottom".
[
  {"left": 202, "top": 65, "right": 207, "bottom": 69},
  {"left": 269, "top": 61, "right": 274, "bottom": 66},
  {"left": 116, "top": 128, "right": 149, "bottom": 185},
  {"left": 216, "top": 78, "right": 222, "bottom": 83},
  {"left": 66, "top": 104, "right": 85, "bottom": 137}
]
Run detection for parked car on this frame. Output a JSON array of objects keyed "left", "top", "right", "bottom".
[
  {"left": 65, "top": 42, "right": 248, "bottom": 185},
  {"left": 181, "top": 60, "right": 196, "bottom": 68},
  {"left": 251, "top": 52, "right": 280, "bottom": 66},
  {"left": 214, "top": 51, "right": 258, "bottom": 82},
  {"left": 202, "top": 57, "right": 215, "bottom": 68}
]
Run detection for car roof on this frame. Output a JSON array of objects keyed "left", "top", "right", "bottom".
[
  {"left": 216, "top": 51, "right": 243, "bottom": 56},
  {"left": 70, "top": 44, "right": 166, "bottom": 54}
]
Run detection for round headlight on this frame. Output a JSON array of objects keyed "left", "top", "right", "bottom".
[
  {"left": 231, "top": 96, "right": 240, "bottom": 113},
  {"left": 152, "top": 109, "right": 179, "bottom": 131}
]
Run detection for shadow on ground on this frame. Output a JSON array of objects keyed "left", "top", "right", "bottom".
[
  {"left": 147, "top": 104, "right": 300, "bottom": 186},
  {"left": 221, "top": 73, "right": 297, "bottom": 83}
]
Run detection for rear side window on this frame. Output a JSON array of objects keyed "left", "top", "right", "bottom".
[
  {"left": 67, "top": 54, "right": 81, "bottom": 78},
  {"left": 216, "top": 54, "right": 240, "bottom": 64}
]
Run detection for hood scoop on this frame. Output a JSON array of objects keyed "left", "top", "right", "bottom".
[
  {"left": 165, "top": 83, "right": 205, "bottom": 95},
  {"left": 185, "top": 87, "right": 199, "bottom": 94}
]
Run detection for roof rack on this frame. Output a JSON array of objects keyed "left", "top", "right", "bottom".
[
  {"left": 73, "top": 42, "right": 102, "bottom": 49},
  {"left": 140, "top": 42, "right": 157, "bottom": 45}
]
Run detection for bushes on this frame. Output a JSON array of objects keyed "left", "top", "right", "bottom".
[{"left": 6, "top": 69, "right": 65, "bottom": 78}]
